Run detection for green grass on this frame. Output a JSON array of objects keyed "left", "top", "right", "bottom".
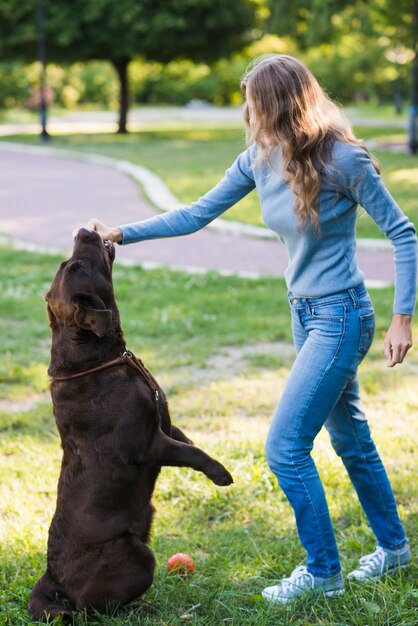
[
  {"left": 0, "top": 245, "right": 417, "bottom": 625},
  {"left": 343, "top": 104, "right": 408, "bottom": 121},
  {"left": 4, "top": 120, "right": 417, "bottom": 239}
]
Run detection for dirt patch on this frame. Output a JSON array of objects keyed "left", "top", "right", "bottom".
[
  {"left": 160, "top": 341, "right": 295, "bottom": 391},
  {"left": 206, "top": 341, "right": 294, "bottom": 377}
]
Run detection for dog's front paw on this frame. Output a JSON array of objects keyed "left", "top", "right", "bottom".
[{"left": 207, "top": 463, "right": 233, "bottom": 486}]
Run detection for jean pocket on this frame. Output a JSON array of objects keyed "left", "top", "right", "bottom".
[
  {"left": 359, "top": 312, "right": 375, "bottom": 355},
  {"left": 310, "top": 302, "right": 345, "bottom": 320}
]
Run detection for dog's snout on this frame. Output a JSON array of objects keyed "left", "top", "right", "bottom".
[
  {"left": 76, "top": 228, "right": 99, "bottom": 242},
  {"left": 73, "top": 228, "right": 103, "bottom": 251}
]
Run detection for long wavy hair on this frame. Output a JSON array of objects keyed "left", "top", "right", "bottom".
[{"left": 241, "top": 54, "right": 380, "bottom": 232}]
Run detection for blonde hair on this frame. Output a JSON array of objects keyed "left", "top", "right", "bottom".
[{"left": 241, "top": 54, "right": 380, "bottom": 232}]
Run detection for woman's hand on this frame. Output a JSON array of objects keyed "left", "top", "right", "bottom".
[
  {"left": 72, "top": 218, "right": 122, "bottom": 243},
  {"left": 384, "top": 314, "right": 413, "bottom": 367}
]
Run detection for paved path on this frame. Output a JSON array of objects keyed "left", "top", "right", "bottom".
[{"left": 0, "top": 147, "right": 397, "bottom": 284}]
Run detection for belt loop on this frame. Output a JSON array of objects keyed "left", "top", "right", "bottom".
[{"left": 348, "top": 288, "right": 359, "bottom": 308}]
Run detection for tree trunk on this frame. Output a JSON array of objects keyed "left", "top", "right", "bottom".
[{"left": 113, "top": 58, "right": 130, "bottom": 134}]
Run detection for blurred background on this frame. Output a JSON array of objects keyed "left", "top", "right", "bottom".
[{"left": 0, "top": 0, "right": 417, "bottom": 150}]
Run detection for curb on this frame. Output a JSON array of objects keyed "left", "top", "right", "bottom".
[{"left": 0, "top": 140, "right": 392, "bottom": 250}]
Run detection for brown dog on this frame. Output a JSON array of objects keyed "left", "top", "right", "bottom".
[{"left": 29, "top": 228, "right": 233, "bottom": 621}]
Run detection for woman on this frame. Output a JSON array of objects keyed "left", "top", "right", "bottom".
[{"left": 82, "top": 55, "right": 416, "bottom": 603}]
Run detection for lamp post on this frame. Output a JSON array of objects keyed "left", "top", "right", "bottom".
[{"left": 36, "top": 0, "right": 49, "bottom": 140}]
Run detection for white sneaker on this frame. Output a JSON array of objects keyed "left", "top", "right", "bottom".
[
  {"left": 262, "top": 565, "right": 344, "bottom": 604},
  {"left": 347, "top": 544, "right": 411, "bottom": 582}
]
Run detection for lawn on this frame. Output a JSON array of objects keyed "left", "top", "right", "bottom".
[
  {"left": 3, "top": 120, "right": 418, "bottom": 240},
  {"left": 0, "top": 245, "right": 417, "bottom": 626}
]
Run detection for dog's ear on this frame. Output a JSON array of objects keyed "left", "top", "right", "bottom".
[
  {"left": 45, "top": 292, "right": 55, "bottom": 326},
  {"left": 45, "top": 302, "right": 56, "bottom": 327},
  {"left": 73, "top": 293, "right": 112, "bottom": 337},
  {"left": 45, "top": 291, "right": 74, "bottom": 325}
]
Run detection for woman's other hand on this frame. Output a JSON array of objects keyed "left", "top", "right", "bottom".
[
  {"left": 384, "top": 314, "right": 413, "bottom": 367},
  {"left": 72, "top": 218, "right": 122, "bottom": 243}
]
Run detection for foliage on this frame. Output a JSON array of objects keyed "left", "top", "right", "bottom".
[
  {"left": 0, "top": 60, "right": 118, "bottom": 110},
  {"left": 267, "top": 0, "right": 416, "bottom": 104},
  {"left": 268, "top": 0, "right": 350, "bottom": 48},
  {"left": 0, "top": 34, "right": 298, "bottom": 111},
  {"left": 130, "top": 34, "right": 297, "bottom": 106},
  {"left": 303, "top": 34, "right": 408, "bottom": 102},
  {"left": 40, "top": 0, "right": 264, "bottom": 66},
  {"left": 0, "top": 62, "right": 31, "bottom": 109},
  {"left": 268, "top": 0, "right": 416, "bottom": 49}
]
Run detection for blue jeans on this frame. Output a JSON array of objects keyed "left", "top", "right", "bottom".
[{"left": 265, "top": 283, "right": 407, "bottom": 577}]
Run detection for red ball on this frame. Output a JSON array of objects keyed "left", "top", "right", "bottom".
[{"left": 167, "top": 553, "right": 195, "bottom": 576}]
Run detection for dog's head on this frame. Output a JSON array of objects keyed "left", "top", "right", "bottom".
[{"left": 45, "top": 229, "right": 117, "bottom": 338}]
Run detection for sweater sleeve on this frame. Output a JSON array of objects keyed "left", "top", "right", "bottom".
[
  {"left": 334, "top": 144, "right": 417, "bottom": 315},
  {"left": 119, "top": 147, "right": 256, "bottom": 245}
]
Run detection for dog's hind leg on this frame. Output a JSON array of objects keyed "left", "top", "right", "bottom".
[
  {"left": 75, "top": 536, "right": 155, "bottom": 614},
  {"left": 29, "top": 570, "right": 74, "bottom": 623}
]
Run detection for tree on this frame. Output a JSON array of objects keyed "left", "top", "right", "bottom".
[
  {"left": 0, "top": 0, "right": 264, "bottom": 133},
  {"left": 267, "top": 0, "right": 415, "bottom": 67},
  {"left": 267, "top": 0, "right": 356, "bottom": 49},
  {"left": 268, "top": 0, "right": 418, "bottom": 150}
]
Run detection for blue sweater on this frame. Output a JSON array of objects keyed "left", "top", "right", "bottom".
[{"left": 119, "top": 141, "right": 417, "bottom": 315}]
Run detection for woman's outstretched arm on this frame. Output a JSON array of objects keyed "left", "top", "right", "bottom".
[{"left": 84, "top": 147, "right": 256, "bottom": 245}]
